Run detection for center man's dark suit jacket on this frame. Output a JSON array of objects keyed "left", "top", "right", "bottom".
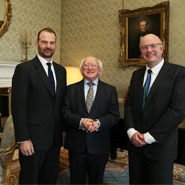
[
  {"left": 11, "top": 56, "right": 66, "bottom": 150},
  {"left": 124, "top": 61, "right": 185, "bottom": 161},
  {"left": 62, "top": 79, "right": 120, "bottom": 154}
]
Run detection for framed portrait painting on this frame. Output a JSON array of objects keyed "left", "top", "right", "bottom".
[{"left": 118, "top": 1, "right": 169, "bottom": 67}]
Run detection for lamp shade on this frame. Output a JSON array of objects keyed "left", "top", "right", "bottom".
[{"left": 64, "top": 66, "right": 83, "bottom": 86}]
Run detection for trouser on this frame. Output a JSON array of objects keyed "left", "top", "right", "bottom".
[
  {"left": 129, "top": 151, "right": 174, "bottom": 184},
  {"left": 19, "top": 144, "right": 61, "bottom": 184},
  {"left": 68, "top": 150, "right": 109, "bottom": 184}
]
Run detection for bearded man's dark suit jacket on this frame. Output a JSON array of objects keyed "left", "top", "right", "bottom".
[
  {"left": 62, "top": 79, "right": 120, "bottom": 183},
  {"left": 11, "top": 56, "right": 66, "bottom": 183},
  {"left": 124, "top": 61, "right": 185, "bottom": 183}
]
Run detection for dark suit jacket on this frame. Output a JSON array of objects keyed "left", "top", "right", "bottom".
[
  {"left": 124, "top": 61, "right": 185, "bottom": 161},
  {"left": 62, "top": 79, "right": 120, "bottom": 154},
  {"left": 11, "top": 56, "right": 66, "bottom": 150}
]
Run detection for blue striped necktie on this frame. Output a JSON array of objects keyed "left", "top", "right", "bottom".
[
  {"left": 142, "top": 69, "right": 152, "bottom": 109},
  {"left": 46, "top": 63, "right": 55, "bottom": 97}
]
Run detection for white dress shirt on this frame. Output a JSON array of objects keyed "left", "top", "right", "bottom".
[
  {"left": 37, "top": 54, "right": 57, "bottom": 92},
  {"left": 84, "top": 78, "right": 98, "bottom": 101}
]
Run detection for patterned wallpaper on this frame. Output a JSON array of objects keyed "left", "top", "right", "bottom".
[
  {"left": 0, "top": 0, "right": 6, "bottom": 20},
  {"left": 61, "top": 0, "right": 185, "bottom": 117},
  {"left": 61, "top": 0, "right": 185, "bottom": 94},
  {"left": 0, "top": 0, "right": 185, "bottom": 117},
  {"left": 0, "top": 0, "right": 62, "bottom": 63},
  {"left": 61, "top": 0, "right": 129, "bottom": 98}
]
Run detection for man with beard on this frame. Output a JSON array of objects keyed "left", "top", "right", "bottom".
[{"left": 11, "top": 28, "right": 66, "bottom": 184}]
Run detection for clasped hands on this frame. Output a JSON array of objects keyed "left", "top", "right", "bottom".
[
  {"left": 131, "top": 132, "right": 147, "bottom": 147},
  {"left": 82, "top": 118, "right": 99, "bottom": 133}
]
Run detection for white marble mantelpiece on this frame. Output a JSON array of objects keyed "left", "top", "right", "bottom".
[{"left": 0, "top": 61, "right": 21, "bottom": 87}]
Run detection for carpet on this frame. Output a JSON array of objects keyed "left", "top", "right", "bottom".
[
  {"left": 57, "top": 149, "right": 185, "bottom": 184},
  {"left": 58, "top": 149, "right": 129, "bottom": 176},
  {"left": 10, "top": 149, "right": 185, "bottom": 184}
]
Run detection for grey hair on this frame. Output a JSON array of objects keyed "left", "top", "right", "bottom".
[
  {"left": 160, "top": 42, "right": 163, "bottom": 49},
  {"left": 79, "top": 57, "right": 103, "bottom": 77}
]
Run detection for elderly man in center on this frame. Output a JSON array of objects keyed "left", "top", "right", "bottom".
[{"left": 62, "top": 56, "right": 120, "bottom": 184}]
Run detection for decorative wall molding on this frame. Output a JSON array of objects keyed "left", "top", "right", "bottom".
[{"left": 0, "top": 61, "right": 20, "bottom": 87}]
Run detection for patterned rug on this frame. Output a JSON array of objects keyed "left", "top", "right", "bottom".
[
  {"left": 10, "top": 149, "right": 185, "bottom": 184},
  {"left": 57, "top": 149, "right": 185, "bottom": 184},
  {"left": 58, "top": 149, "right": 129, "bottom": 175}
]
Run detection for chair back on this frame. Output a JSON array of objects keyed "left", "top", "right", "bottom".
[
  {"left": 0, "top": 161, "right": 5, "bottom": 184},
  {"left": 0, "top": 115, "right": 15, "bottom": 165}
]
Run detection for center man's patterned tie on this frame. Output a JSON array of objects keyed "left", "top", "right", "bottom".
[
  {"left": 86, "top": 82, "right": 94, "bottom": 113},
  {"left": 142, "top": 69, "right": 152, "bottom": 109}
]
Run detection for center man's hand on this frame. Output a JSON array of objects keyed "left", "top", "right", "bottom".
[
  {"left": 81, "top": 118, "right": 94, "bottom": 132},
  {"left": 89, "top": 121, "right": 99, "bottom": 132}
]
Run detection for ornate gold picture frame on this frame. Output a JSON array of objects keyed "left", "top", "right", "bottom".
[
  {"left": 0, "top": 0, "right": 12, "bottom": 37},
  {"left": 118, "top": 1, "right": 169, "bottom": 67}
]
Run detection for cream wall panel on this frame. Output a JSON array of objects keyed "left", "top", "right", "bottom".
[
  {"left": 61, "top": 0, "right": 130, "bottom": 99},
  {"left": 0, "top": 0, "right": 6, "bottom": 20},
  {"left": 0, "top": 0, "right": 62, "bottom": 64}
]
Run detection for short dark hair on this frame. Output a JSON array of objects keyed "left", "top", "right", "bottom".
[
  {"left": 138, "top": 19, "right": 148, "bottom": 27},
  {"left": 37, "top": 28, "right": 56, "bottom": 41}
]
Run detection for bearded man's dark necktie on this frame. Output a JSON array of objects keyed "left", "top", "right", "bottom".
[{"left": 47, "top": 63, "right": 55, "bottom": 96}]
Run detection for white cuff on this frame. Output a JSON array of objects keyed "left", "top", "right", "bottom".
[
  {"left": 144, "top": 132, "right": 156, "bottom": 144},
  {"left": 127, "top": 128, "right": 138, "bottom": 140},
  {"left": 17, "top": 140, "right": 29, "bottom": 144},
  {"left": 94, "top": 119, "right": 100, "bottom": 131},
  {"left": 79, "top": 118, "right": 85, "bottom": 130}
]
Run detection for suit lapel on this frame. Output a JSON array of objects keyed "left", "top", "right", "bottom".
[
  {"left": 145, "top": 61, "right": 171, "bottom": 106},
  {"left": 53, "top": 62, "right": 62, "bottom": 101},
  {"left": 33, "top": 56, "right": 54, "bottom": 97},
  {"left": 77, "top": 80, "right": 87, "bottom": 111},
  {"left": 137, "top": 68, "right": 146, "bottom": 109}
]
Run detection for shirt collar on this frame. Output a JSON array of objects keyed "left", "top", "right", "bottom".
[
  {"left": 146, "top": 58, "right": 164, "bottom": 74},
  {"left": 84, "top": 77, "right": 99, "bottom": 86},
  {"left": 37, "top": 54, "right": 53, "bottom": 65}
]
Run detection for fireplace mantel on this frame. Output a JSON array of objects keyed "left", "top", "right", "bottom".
[{"left": 0, "top": 61, "right": 20, "bottom": 87}]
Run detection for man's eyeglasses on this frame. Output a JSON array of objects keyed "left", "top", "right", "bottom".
[
  {"left": 83, "top": 63, "right": 99, "bottom": 68},
  {"left": 140, "top": 43, "right": 163, "bottom": 50}
]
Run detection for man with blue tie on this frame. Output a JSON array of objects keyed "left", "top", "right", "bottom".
[
  {"left": 11, "top": 28, "right": 66, "bottom": 184},
  {"left": 125, "top": 34, "right": 185, "bottom": 184},
  {"left": 62, "top": 56, "right": 120, "bottom": 184}
]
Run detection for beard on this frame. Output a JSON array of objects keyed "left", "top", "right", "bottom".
[{"left": 38, "top": 45, "right": 55, "bottom": 58}]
